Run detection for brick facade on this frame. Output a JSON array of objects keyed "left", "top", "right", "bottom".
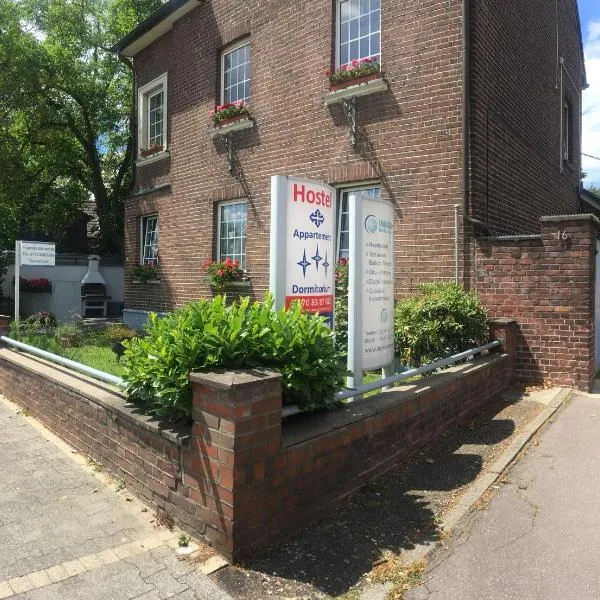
[
  {"left": 0, "top": 319, "right": 515, "bottom": 561},
  {"left": 474, "top": 215, "right": 598, "bottom": 390}
]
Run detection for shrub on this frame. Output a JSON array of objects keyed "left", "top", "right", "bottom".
[
  {"left": 18, "top": 311, "right": 57, "bottom": 333},
  {"left": 334, "top": 258, "right": 349, "bottom": 356},
  {"left": 394, "top": 283, "right": 488, "bottom": 367},
  {"left": 55, "top": 322, "right": 84, "bottom": 347},
  {"left": 103, "top": 324, "right": 137, "bottom": 344},
  {"left": 122, "top": 294, "right": 346, "bottom": 421}
]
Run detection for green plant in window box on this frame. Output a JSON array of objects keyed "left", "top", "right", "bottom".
[
  {"left": 209, "top": 101, "right": 250, "bottom": 126},
  {"left": 202, "top": 258, "right": 246, "bottom": 291},
  {"left": 325, "top": 57, "right": 382, "bottom": 89},
  {"left": 129, "top": 264, "right": 159, "bottom": 283},
  {"left": 139, "top": 144, "right": 163, "bottom": 158}
]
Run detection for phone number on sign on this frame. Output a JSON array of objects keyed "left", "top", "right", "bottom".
[{"left": 285, "top": 295, "right": 334, "bottom": 312}]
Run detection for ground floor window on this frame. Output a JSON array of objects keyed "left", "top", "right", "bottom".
[
  {"left": 140, "top": 215, "right": 159, "bottom": 265},
  {"left": 337, "top": 185, "right": 381, "bottom": 259},
  {"left": 218, "top": 200, "right": 247, "bottom": 268}
]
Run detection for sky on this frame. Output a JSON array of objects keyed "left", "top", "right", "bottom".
[{"left": 580, "top": 0, "right": 600, "bottom": 187}]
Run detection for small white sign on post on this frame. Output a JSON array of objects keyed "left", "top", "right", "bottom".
[
  {"left": 14, "top": 240, "right": 55, "bottom": 326},
  {"left": 347, "top": 193, "right": 395, "bottom": 388},
  {"left": 270, "top": 175, "right": 336, "bottom": 325}
]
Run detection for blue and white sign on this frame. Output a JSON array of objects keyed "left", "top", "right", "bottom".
[
  {"left": 270, "top": 176, "right": 336, "bottom": 323},
  {"left": 348, "top": 194, "right": 395, "bottom": 384}
]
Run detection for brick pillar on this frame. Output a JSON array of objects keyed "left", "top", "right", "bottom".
[
  {"left": 489, "top": 318, "right": 518, "bottom": 377},
  {"left": 188, "top": 369, "right": 282, "bottom": 561}
]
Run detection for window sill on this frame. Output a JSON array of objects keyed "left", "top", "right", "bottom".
[
  {"left": 132, "top": 279, "right": 161, "bottom": 285},
  {"left": 136, "top": 150, "right": 170, "bottom": 166},
  {"left": 210, "top": 117, "right": 254, "bottom": 138},
  {"left": 322, "top": 77, "right": 389, "bottom": 106}
]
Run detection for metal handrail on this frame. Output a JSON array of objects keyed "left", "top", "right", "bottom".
[
  {"left": 281, "top": 340, "right": 502, "bottom": 418},
  {"left": 0, "top": 335, "right": 125, "bottom": 388}
]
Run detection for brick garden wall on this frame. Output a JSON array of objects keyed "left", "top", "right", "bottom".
[
  {"left": 474, "top": 215, "right": 597, "bottom": 390},
  {"left": 0, "top": 320, "right": 515, "bottom": 561}
]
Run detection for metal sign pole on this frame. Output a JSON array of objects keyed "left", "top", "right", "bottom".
[
  {"left": 347, "top": 193, "right": 363, "bottom": 389},
  {"left": 14, "top": 240, "right": 20, "bottom": 327}
]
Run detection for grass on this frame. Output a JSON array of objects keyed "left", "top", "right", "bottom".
[{"left": 13, "top": 330, "right": 125, "bottom": 377}]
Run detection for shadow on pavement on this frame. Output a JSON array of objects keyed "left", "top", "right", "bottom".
[{"left": 215, "top": 397, "right": 517, "bottom": 598}]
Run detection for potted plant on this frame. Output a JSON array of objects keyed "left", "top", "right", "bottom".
[
  {"left": 139, "top": 144, "right": 164, "bottom": 158},
  {"left": 210, "top": 100, "right": 251, "bottom": 128},
  {"left": 325, "top": 57, "right": 382, "bottom": 91},
  {"left": 17, "top": 276, "right": 53, "bottom": 293},
  {"left": 129, "top": 264, "right": 160, "bottom": 283},
  {"left": 202, "top": 258, "right": 250, "bottom": 303}
]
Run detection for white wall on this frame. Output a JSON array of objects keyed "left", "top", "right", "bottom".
[{"left": 2, "top": 255, "right": 124, "bottom": 322}]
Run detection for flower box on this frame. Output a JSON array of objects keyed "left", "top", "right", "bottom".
[
  {"left": 323, "top": 76, "right": 389, "bottom": 106},
  {"left": 210, "top": 280, "right": 252, "bottom": 305},
  {"left": 139, "top": 145, "right": 164, "bottom": 158},
  {"left": 210, "top": 116, "right": 254, "bottom": 138},
  {"left": 330, "top": 72, "right": 382, "bottom": 92}
]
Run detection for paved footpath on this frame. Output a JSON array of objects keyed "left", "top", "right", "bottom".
[
  {"left": 405, "top": 391, "right": 600, "bottom": 600},
  {"left": 0, "top": 396, "right": 232, "bottom": 600}
]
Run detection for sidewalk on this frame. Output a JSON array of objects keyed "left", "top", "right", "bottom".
[
  {"left": 0, "top": 396, "right": 232, "bottom": 600},
  {"left": 405, "top": 391, "right": 600, "bottom": 600}
]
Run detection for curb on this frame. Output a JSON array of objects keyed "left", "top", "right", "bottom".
[{"left": 358, "top": 386, "right": 571, "bottom": 600}]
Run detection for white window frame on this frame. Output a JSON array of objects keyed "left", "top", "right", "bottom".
[
  {"left": 217, "top": 199, "right": 248, "bottom": 268},
  {"left": 220, "top": 39, "right": 251, "bottom": 105},
  {"left": 335, "top": 0, "right": 382, "bottom": 69},
  {"left": 336, "top": 183, "right": 381, "bottom": 259},
  {"left": 137, "top": 73, "right": 168, "bottom": 160},
  {"left": 140, "top": 215, "right": 159, "bottom": 266}
]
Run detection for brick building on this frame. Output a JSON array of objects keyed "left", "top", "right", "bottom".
[{"left": 114, "top": 0, "right": 587, "bottom": 326}]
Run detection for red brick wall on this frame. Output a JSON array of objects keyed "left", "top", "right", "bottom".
[
  {"left": 125, "top": 0, "right": 467, "bottom": 311},
  {"left": 468, "top": 0, "right": 585, "bottom": 234},
  {"left": 474, "top": 215, "right": 597, "bottom": 390}
]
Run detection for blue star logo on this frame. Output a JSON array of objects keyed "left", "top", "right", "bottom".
[
  {"left": 312, "top": 245, "right": 322, "bottom": 271},
  {"left": 322, "top": 252, "right": 330, "bottom": 277},
  {"left": 310, "top": 209, "right": 325, "bottom": 228},
  {"left": 297, "top": 249, "right": 311, "bottom": 277}
]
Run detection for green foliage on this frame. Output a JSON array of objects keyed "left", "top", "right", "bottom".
[
  {"left": 394, "top": 283, "right": 488, "bottom": 367},
  {"left": 128, "top": 264, "right": 159, "bottom": 283},
  {"left": 0, "top": 0, "right": 162, "bottom": 252},
  {"left": 122, "top": 295, "right": 347, "bottom": 421},
  {"left": 103, "top": 324, "right": 137, "bottom": 344},
  {"left": 54, "top": 322, "right": 84, "bottom": 347},
  {"left": 0, "top": 251, "right": 8, "bottom": 298},
  {"left": 16, "top": 311, "right": 57, "bottom": 333},
  {"left": 334, "top": 259, "right": 349, "bottom": 356}
]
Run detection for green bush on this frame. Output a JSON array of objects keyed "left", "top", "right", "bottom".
[
  {"left": 54, "top": 322, "right": 84, "bottom": 347},
  {"left": 122, "top": 294, "right": 347, "bottom": 421},
  {"left": 334, "top": 259, "right": 349, "bottom": 356},
  {"left": 103, "top": 324, "right": 137, "bottom": 344},
  {"left": 394, "top": 283, "right": 488, "bottom": 367}
]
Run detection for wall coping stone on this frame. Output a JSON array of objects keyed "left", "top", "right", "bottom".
[
  {"left": 282, "top": 354, "right": 507, "bottom": 448},
  {"left": 0, "top": 348, "right": 190, "bottom": 445},
  {"left": 482, "top": 234, "right": 542, "bottom": 242},
  {"left": 488, "top": 317, "right": 518, "bottom": 325},
  {"left": 189, "top": 368, "right": 281, "bottom": 390},
  {"left": 540, "top": 213, "right": 600, "bottom": 225}
]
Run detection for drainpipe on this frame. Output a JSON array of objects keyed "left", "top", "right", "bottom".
[
  {"left": 454, "top": 204, "right": 460, "bottom": 283},
  {"left": 462, "top": 0, "right": 471, "bottom": 219}
]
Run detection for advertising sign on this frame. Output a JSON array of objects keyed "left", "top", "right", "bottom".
[
  {"left": 270, "top": 176, "right": 336, "bottom": 324},
  {"left": 20, "top": 241, "right": 56, "bottom": 266},
  {"left": 348, "top": 194, "right": 395, "bottom": 384}
]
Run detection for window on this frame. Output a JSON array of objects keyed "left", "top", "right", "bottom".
[
  {"left": 337, "top": 186, "right": 381, "bottom": 259},
  {"left": 562, "top": 98, "right": 573, "bottom": 164},
  {"left": 337, "top": 0, "right": 381, "bottom": 68},
  {"left": 221, "top": 40, "right": 251, "bottom": 104},
  {"left": 140, "top": 216, "right": 159, "bottom": 265},
  {"left": 137, "top": 73, "right": 168, "bottom": 156},
  {"left": 218, "top": 200, "right": 247, "bottom": 268}
]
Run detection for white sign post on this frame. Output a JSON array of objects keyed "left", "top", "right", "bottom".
[
  {"left": 347, "top": 194, "right": 395, "bottom": 388},
  {"left": 14, "top": 241, "right": 56, "bottom": 326},
  {"left": 270, "top": 176, "right": 336, "bottom": 324}
]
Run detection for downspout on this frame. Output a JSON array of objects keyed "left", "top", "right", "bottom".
[{"left": 462, "top": 0, "right": 470, "bottom": 219}]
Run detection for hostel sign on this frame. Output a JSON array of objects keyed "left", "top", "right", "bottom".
[{"left": 270, "top": 176, "right": 336, "bottom": 323}]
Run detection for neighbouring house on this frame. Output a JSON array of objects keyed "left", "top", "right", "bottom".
[{"left": 113, "top": 0, "right": 587, "bottom": 329}]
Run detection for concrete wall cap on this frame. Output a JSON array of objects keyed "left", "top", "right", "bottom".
[
  {"left": 540, "top": 213, "right": 600, "bottom": 225},
  {"left": 488, "top": 317, "right": 517, "bottom": 325},
  {"left": 189, "top": 368, "right": 281, "bottom": 389}
]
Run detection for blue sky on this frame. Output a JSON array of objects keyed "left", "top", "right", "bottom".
[{"left": 580, "top": 0, "right": 600, "bottom": 186}]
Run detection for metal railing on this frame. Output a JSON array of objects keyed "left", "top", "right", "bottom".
[
  {"left": 0, "top": 335, "right": 125, "bottom": 388},
  {"left": 281, "top": 340, "right": 502, "bottom": 418}
]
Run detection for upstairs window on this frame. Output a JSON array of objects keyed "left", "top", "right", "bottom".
[
  {"left": 337, "top": 0, "right": 381, "bottom": 68},
  {"left": 137, "top": 73, "right": 168, "bottom": 157},
  {"left": 141, "top": 216, "right": 159, "bottom": 265},
  {"left": 218, "top": 200, "right": 247, "bottom": 268},
  {"left": 221, "top": 40, "right": 251, "bottom": 104}
]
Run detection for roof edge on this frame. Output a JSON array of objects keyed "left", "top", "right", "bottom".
[{"left": 112, "top": 0, "right": 201, "bottom": 57}]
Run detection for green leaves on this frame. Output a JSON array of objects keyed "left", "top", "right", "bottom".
[
  {"left": 121, "top": 295, "right": 347, "bottom": 421},
  {"left": 394, "top": 283, "right": 488, "bottom": 367}
]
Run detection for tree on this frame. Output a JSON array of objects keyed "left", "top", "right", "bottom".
[{"left": 0, "top": 0, "right": 162, "bottom": 253}]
